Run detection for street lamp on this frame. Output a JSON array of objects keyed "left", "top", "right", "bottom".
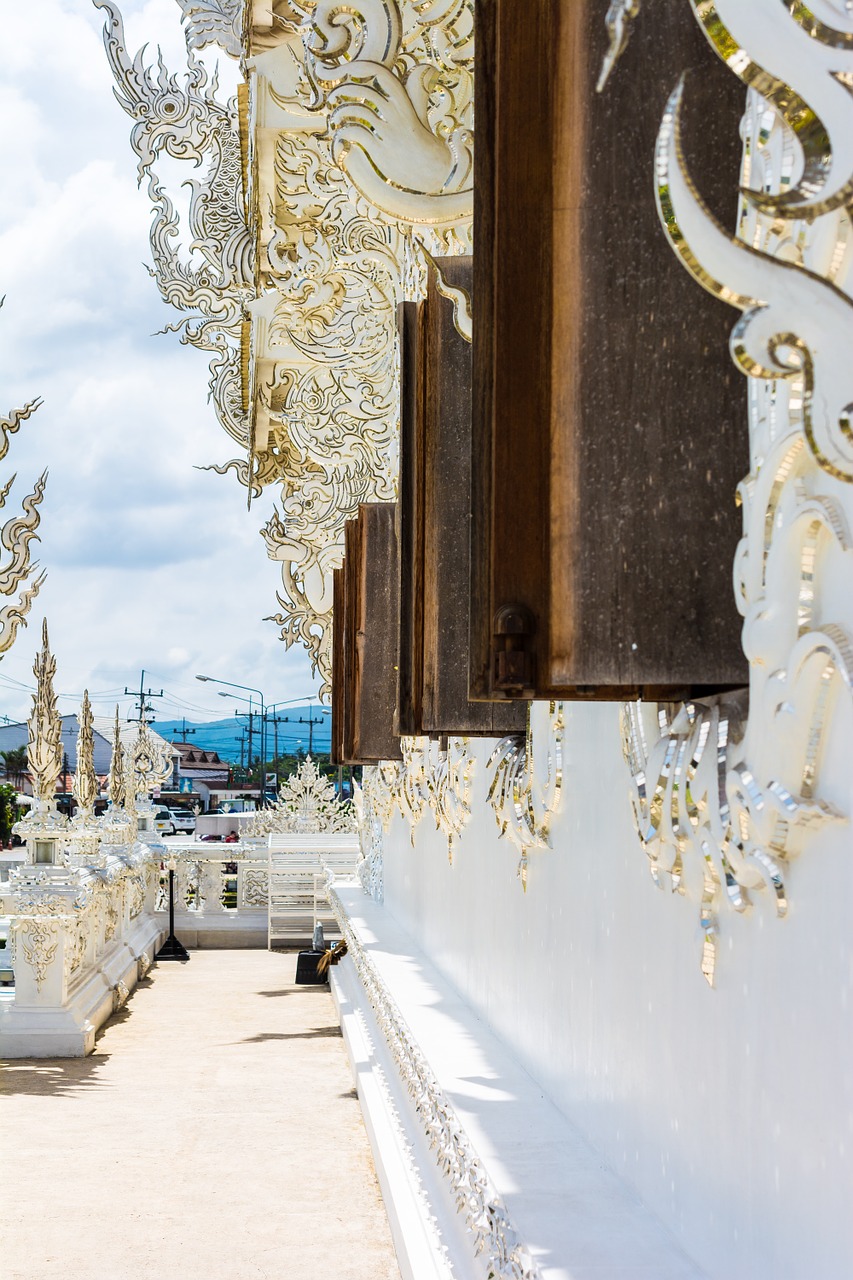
[{"left": 196, "top": 674, "right": 268, "bottom": 807}]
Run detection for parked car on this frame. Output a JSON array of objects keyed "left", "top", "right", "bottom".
[
  {"left": 153, "top": 807, "right": 175, "bottom": 836},
  {"left": 169, "top": 808, "right": 197, "bottom": 835}
]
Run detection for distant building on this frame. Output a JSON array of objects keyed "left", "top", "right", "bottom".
[
  {"left": 0, "top": 717, "right": 178, "bottom": 802},
  {"left": 162, "top": 741, "right": 230, "bottom": 811}
]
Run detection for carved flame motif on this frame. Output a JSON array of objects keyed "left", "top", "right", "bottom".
[
  {"left": 107, "top": 706, "right": 126, "bottom": 809},
  {"left": 72, "top": 690, "right": 99, "bottom": 816},
  {"left": 27, "top": 620, "right": 63, "bottom": 805}
]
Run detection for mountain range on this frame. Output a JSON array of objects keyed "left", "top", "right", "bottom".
[{"left": 152, "top": 707, "right": 331, "bottom": 765}]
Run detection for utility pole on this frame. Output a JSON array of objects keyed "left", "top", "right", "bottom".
[
  {"left": 175, "top": 717, "right": 197, "bottom": 742},
  {"left": 298, "top": 702, "right": 324, "bottom": 755},
  {"left": 125, "top": 669, "right": 164, "bottom": 725}
]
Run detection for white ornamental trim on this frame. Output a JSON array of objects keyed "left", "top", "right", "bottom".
[{"left": 328, "top": 884, "right": 541, "bottom": 1280}]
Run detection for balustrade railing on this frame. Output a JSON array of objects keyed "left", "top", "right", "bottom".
[
  {"left": 154, "top": 841, "right": 269, "bottom": 918},
  {"left": 0, "top": 841, "right": 164, "bottom": 1057}
]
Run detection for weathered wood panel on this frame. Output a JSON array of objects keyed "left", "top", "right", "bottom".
[
  {"left": 330, "top": 565, "right": 347, "bottom": 766},
  {"left": 471, "top": 0, "right": 749, "bottom": 699},
  {"left": 338, "top": 504, "right": 402, "bottom": 764},
  {"left": 396, "top": 300, "right": 425, "bottom": 737},
  {"left": 414, "top": 257, "right": 525, "bottom": 734}
]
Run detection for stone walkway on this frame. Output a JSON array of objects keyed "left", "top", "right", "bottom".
[{"left": 0, "top": 950, "right": 401, "bottom": 1280}]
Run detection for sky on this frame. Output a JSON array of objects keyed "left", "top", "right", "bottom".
[{"left": 0, "top": 0, "right": 321, "bottom": 730}]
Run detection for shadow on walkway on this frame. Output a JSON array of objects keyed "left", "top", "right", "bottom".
[
  {"left": 238, "top": 1025, "right": 343, "bottom": 1044},
  {"left": 0, "top": 1053, "right": 112, "bottom": 1097}
]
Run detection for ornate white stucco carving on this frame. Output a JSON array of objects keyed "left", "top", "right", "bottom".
[
  {"left": 620, "top": 5, "right": 853, "bottom": 985},
  {"left": 358, "top": 736, "right": 476, "bottom": 865},
  {"left": 245, "top": 754, "right": 356, "bottom": 833},
  {"left": 13, "top": 621, "right": 68, "bottom": 848},
  {"left": 486, "top": 704, "right": 565, "bottom": 891},
  {"left": 125, "top": 721, "right": 175, "bottom": 807},
  {"left": 99, "top": 0, "right": 472, "bottom": 690},
  {"left": 177, "top": 0, "right": 243, "bottom": 57},
  {"left": 0, "top": 298, "right": 47, "bottom": 655},
  {"left": 96, "top": 0, "right": 253, "bottom": 454}
]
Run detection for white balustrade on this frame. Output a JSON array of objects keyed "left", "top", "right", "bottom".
[
  {"left": 154, "top": 841, "right": 270, "bottom": 948},
  {"left": 0, "top": 841, "right": 164, "bottom": 1057}
]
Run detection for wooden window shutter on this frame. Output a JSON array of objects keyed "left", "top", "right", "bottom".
[
  {"left": 397, "top": 258, "right": 526, "bottom": 736},
  {"left": 333, "top": 505, "right": 402, "bottom": 764},
  {"left": 470, "top": 0, "right": 749, "bottom": 700}
]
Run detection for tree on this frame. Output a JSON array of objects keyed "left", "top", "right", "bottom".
[
  {"left": 0, "top": 746, "right": 28, "bottom": 789},
  {"left": 0, "top": 782, "right": 19, "bottom": 846}
]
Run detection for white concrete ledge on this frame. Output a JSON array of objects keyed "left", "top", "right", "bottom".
[{"left": 330, "top": 884, "right": 706, "bottom": 1280}]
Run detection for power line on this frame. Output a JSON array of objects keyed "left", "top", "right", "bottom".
[{"left": 125, "top": 669, "right": 164, "bottom": 725}]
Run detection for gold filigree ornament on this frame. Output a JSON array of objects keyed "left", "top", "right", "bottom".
[
  {"left": 655, "top": 76, "right": 853, "bottom": 483},
  {"left": 0, "top": 297, "right": 47, "bottom": 656},
  {"left": 637, "top": 37, "right": 853, "bottom": 984},
  {"left": 689, "top": 0, "right": 853, "bottom": 219},
  {"left": 425, "top": 736, "right": 475, "bottom": 864},
  {"left": 486, "top": 703, "right": 565, "bottom": 891}
]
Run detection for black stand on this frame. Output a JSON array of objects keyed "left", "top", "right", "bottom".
[{"left": 155, "top": 867, "right": 190, "bottom": 962}]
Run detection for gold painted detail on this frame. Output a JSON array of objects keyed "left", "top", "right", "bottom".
[
  {"left": 0, "top": 298, "right": 47, "bottom": 655},
  {"left": 486, "top": 704, "right": 565, "bottom": 890},
  {"left": 641, "top": 54, "right": 853, "bottom": 983},
  {"left": 688, "top": 0, "right": 853, "bottom": 219},
  {"left": 72, "top": 691, "right": 99, "bottom": 817},
  {"left": 26, "top": 621, "right": 63, "bottom": 807}
]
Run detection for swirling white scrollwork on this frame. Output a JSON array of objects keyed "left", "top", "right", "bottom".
[
  {"left": 425, "top": 737, "right": 475, "bottom": 863},
  {"left": 96, "top": 0, "right": 253, "bottom": 452},
  {"left": 634, "top": 17, "right": 853, "bottom": 983},
  {"left": 355, "top": 765, "right": 398, "bottom": 900},
  {"left": 689, "top": 0, "right": 853, "bottom": 219},
  {"left": 294, "top": 0, "right": 474, "bottom": 227},
  {"left": 486, "top": 704, "right": 565, "bottom": 890},
  {"left": 101, "top": 1, "right": 472, "bottom": 693},
  {"left": 0, "top": 298, "right": 47, "bottom": 654},
  {"left": 328, "top": 884, "right": 542, "bottom": 1280},
  {"left": 11, "top": 917, "right": 60, "bottom": 992}
]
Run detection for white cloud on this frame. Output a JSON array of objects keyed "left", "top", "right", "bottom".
[{"left": 0, "top": 1, "right": 321, "bottom": 728}]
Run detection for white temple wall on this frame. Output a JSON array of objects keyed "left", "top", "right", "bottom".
[{"left": 380, "top": 701, "right": 853, "bottom": 1280}]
